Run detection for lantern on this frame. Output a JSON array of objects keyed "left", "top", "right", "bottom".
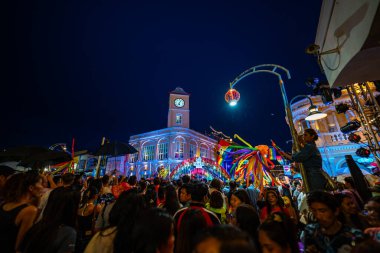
[{"left": 225, "top": 88, "right": 240, "bottom": 106}]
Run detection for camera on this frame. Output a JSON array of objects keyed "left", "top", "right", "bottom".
[{"left": 305, "top": 44, "right": 320, "bottom": 55}]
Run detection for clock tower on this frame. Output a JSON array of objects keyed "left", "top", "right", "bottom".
[{"left": 168, "top": 87, "right": 190, "bottom": 128}]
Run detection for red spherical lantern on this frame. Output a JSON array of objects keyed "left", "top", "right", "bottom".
[{"left": 225, "top": 88, "right": 240, "bottom": 106}]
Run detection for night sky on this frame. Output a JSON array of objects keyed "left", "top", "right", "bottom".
[{"left": 3, "top": 0, "right": 322, "bottom": 151}]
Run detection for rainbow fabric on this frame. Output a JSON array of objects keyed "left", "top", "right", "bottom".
[
  {"left": 268, "top": 147, "right": 276, "bottom": 160},
  {"left": 216, "top": 138, "right": 279, "bottom": 192}
]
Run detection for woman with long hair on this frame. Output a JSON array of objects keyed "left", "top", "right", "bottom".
[
  {"left": 160, "top": 184, "right": 181, "bottom": 216},
  {"left": 0, "top": 171, "right": 43, "bottom": 253},
  {"left": 260, "top": 189, "right": 289, "bottom": 221},
  {"left": 229, "top": 189, "right": 251, "bottom": 213},
  {"left": 145, "top": 184, "right": 158, "bottom": 209},
  {"left": 21, "top": 187, "right": 80, "bottom": 252},
  {"left": 335, "top": 193, "right": 368, "bottom": 230},
  {"left": 84, "top": 189, "right": 146, "bottom": 253}
]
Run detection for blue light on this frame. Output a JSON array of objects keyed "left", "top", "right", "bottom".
[{"left": 357, "top": 157, "right": 374, "bottom": 164}]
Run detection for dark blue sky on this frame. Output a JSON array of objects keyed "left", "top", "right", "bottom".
[{"left": 3, "top": 0, "right": 322, "bottom": 150}]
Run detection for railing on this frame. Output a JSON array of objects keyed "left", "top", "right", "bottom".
[{"left": 317, "top": 131, "right": 367, "bottom": 146}]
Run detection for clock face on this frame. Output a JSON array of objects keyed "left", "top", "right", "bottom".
[{"left": 174, "top": 98, "right": 185, "bottom": 108}]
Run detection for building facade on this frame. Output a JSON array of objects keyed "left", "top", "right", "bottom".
[
  {"left": 125, "top": 87, "right": 217, "bottom": 178},
  {"left": 291, "top": 83, "right": 379, "bottom": 176}
]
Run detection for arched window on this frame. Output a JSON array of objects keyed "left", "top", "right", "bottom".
[
  {"left": 200, "top": 144, "right": 208, "bottom": 158},
  {"left": 157, "top": 139, "right": 169, "bottom": 160},
  {"left": 176, "top": 113, "right": 183, "bottom": 125},
  {"left": 189, "top": 140, "right": 197, "bottom": 158},
  {"left": 174, "top": 138, "right": 185, "bottom": 159},
  {"left": 142, "top": 142, "right": 155, "bottom": 161}
]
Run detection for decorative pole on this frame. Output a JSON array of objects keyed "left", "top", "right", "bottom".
[{"left": 225, "top": 64, "right": 310, "bottom": 192}]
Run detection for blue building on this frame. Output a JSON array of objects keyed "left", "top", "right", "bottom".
[{"left": 124, "top": 87, "right": 218, "bottom": 179}]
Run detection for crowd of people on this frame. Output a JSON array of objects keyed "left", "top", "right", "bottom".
[{"left": 0, "top": 165, "right": 380, "bottom": 253}]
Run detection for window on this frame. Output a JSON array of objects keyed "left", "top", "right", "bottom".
[
  {"left": 189, "top": 144, "right": 196, "bottom": 158},
  {"left": 174, "top": 140, "right": 184, "bottom": 159},
  {"left": 328, "top": 124, "right": 337, "bottom": 132},
  {"left": 176, "top": 114, "right": 183, "bottom": 124},
  {"left": 143, "top": 145, "right": 155, "bottom": 161},
  {"left": 158, "top": 142, "right": 168, "bottom": 160},
  {"left": 129, "top": 148, "right": 139, "bottom": 162},
  {"left": 200, "top": 145, "right": 208, "bottom": 158},
  {"left": 327, "top": 113, "right": 337, "bottom": 132}
]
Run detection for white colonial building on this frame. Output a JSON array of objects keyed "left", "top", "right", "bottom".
[
  {"left": 291, "top": 84, "right": 379, "bottom": 176},
  {"left": 125, "top": 87, "right": 217, "bottom": 178}
]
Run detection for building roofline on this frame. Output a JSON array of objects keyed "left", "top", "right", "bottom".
[
  {"left": 129, "top": 127, "right": 216, "bottom": 143},
  {"left": 170, "top": 87, "right": 191, "bottom": 95}
]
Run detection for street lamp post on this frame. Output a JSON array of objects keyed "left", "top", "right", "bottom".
[{"left": 225, "top": 64, "right": 312, "bottom": 192}]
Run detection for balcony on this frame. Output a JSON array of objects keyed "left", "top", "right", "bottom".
[{"left": 317, "top": 131, "right": 367, "bottom": 146}]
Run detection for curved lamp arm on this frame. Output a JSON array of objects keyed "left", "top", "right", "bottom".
[
  {"left": 290, "top": 95, "right": 314, "bottom": 107},
  {"left": 226, "top": 64, "right": 310, "bottom": 192},
  {"left": 229, "top": 64, "right": 291, "bottom": 89}
]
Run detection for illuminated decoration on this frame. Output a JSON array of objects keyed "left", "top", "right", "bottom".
[
  {"left": 356, "top": 147, "right": 371, "bottom": 158},
  {"left": 268, "top": 147, "right": 276, "bottom": 160},
  {"left": 357, "top": 157, "right": 374, "bottom": 164},
  {"left": 283, "top": 165, "right": 291, "bottom": 176},
  {"left": 50, "top": 157, "right": 79, "bottom": 174},
  {"left": 276, "top": 155, "right": 285, "bottom": 165},
  {"left": 335, "top": 103, "right": 350, "bottom": 114},
  {"left": 225, "top": 88, "right": 240, "bottom": 106},
  {"left": 217, "top": 135, "right": 280, "bottom": 192},
  {"left": 169, "top": 156, "right": 230, "bottom": 181},
  {"left": 157, "top": 165, "right": 169, "bottom": 178},
  {"left": 340, "top": 119, "right": 361, "bottom": 134},
  {"left": 348, "top": 133, "right": 361, "bottom": 143},
  {"left": 271, "top": 141, "right": 291, "bottom": 168}
]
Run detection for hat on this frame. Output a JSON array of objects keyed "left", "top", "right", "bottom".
[{"left": 0, "top": 165, "right": 16, "bottom": 177}]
